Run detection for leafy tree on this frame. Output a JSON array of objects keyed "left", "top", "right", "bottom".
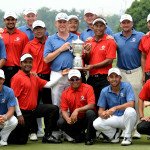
[
  {"left": 0, "top": 10, "right": 4, "bottom": 28},
  {"left": 126, "top": 0, "right": 150, "bottom": 33}
]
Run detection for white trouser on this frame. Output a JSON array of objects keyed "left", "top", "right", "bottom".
[
  {"left": 50, "top": 71, "right": 70, "bottom": 106},
  {"left": 93, "top": 107, "right": 137, "bottom": 139},
  {"left": 120, "top": 67, "right": 142, "bottom": 108},
  {"left": 0, "top": 116, "right": 18, "bottom": 142}
]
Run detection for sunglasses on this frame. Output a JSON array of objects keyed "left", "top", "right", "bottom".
[{"left": 69, "top": 78, "right": 80, "bottom": 82}]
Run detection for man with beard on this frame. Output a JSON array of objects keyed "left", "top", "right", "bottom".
[
  {"left": 1, "top": 11, "right": 29, "bottom": 86},
  {"left": 93, "top": 68, "right": 137, "bottom": 146}
]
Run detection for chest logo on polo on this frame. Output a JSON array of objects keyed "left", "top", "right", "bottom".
[
  {"left": 80, "top": 96, "right": 85, "bottom": 101},
  {"left": 120, "top": 92, "right": 125, "bottom": 97},
  {"left": 14, "top": 37, "right": 20, "bottom": 42},
  {"left": 0, "top": 98, "right": 6, "bottom": 103},
  {"left": 130, "top": 38, "right": 136, "bottom": 43},
  {"left": 99, "top": 45, "right": 106, "bottom": 50}
]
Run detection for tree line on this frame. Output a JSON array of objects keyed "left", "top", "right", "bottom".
[{"left": 0, "top": 0, "right": 150, "bottom": 34}]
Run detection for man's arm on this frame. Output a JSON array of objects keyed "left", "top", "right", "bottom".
[
  {"left": 61, "top": 111, "right": 72, "bottom": 124},
  {"left": 44, "top": 42, "right": 70, "bottom": 63},
  {"left": 141, "top": 52, "right": 146, "bottom": 84},
  {"left": 107, "top": 101, "right": 134, "bottom": 116},
  {"left": 0, "top": 59, "right": 6, "bottom": 68},
  {"left": 70, "top": 104, "right": 95, "bottom": 123}
]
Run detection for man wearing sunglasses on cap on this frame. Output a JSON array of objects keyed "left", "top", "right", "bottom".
[{"left": 58, "top": 69, "right": 96, "bottom": 145}]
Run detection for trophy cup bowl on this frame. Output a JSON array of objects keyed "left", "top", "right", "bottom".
[{"left": 71, "top": 37, "right": 84, "bottom": 69}]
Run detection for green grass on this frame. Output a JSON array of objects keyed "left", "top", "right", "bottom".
[
  {"left": 1, "top": 107, "right": 149, "bottom": 150},
  {"left": 1, "top": 136, "right": 150, "bottom": 150}
]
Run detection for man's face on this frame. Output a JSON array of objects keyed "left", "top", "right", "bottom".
[
  {"left": 24, "top": 13, "right": 37, "bottom": 27},
  {"left": 120, "top": 20, "right": 133, "bottom": 32},
  {"left": 69, "top": 76, "right": 81, "bottom": 89},
  {"left": 68, "top": 19, "right": 79, "bottom": 32},
  {"left": 33, "top": 26, "right": 46, "bottom": 39},
  {"left": 84, "top": 13, "right": 96, "bottom": 25},
  {"left": 20, "top": 58, "right": 33, "bottom": 73},
  {"left": 0, "top": 78, "right": 5, "bottom": 87},
  {"left": 107, "top": 73, "right": 121, "bottom": 87},
  {"left": 147, "top": 21, "right": 150, "bottom": 30},
  {"left": 93, "top": 22, "right": 106, "bottom": 37},
  {"left": 55, "top": 20, "right": 68, "bottom": 33},
  {"left": 4, "top": 16, "right": 17, "bottom": 30}
]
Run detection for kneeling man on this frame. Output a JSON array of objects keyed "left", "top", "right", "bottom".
[{"left": 93, "top": 68, "right": 137, "bottom": 146}]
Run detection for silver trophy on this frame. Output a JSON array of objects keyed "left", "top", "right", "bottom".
[{"left": 71, "top": 37, "right": 84, "bottom": 69}]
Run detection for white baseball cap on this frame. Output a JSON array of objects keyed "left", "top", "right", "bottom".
[
  {"left": 20, "top": 53, "right": 33, "bottom": 62},
  {"left": 68, "top": 69, "right": 81, "bottom": 79},
  {"left": 23, "top": 8, "right": 37, "bottom": 15},
  {"left": 84, "top": 8, "right": 95, "bottom": 15},
  {"left": 4, "top": 11, "right": 17, "bottom": 19},
  {"left": 32, "top": 20, "right": 45, "bottom": 29},
  {"left": 0, "top": 69, "right": 5, "bottom": 79},
  {"left": 93, "top": 18, "right": 106, "bottom": 25},
  {"left": 147, "top": 14, "right": 150, "bottom": 22},
  {"left": 120, "top": 14, "right": 133, "bottom": 22},
  {"left": 108, "top": 68, "right": 121, "bottom": 77},
  {"left": 68, "top": 15, "right": 79, "bottom": 21},
  {"left": 55, "top": 12, "right": 68, "bottom": 21}
]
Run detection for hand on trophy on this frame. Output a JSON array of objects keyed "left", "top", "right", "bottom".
[
  {"left": 84, "top": 64, "right": 93, "bottom": 71},
  {"left": 60, "top": 42, "right": 71, "bottom": 52},
  {"left": 83, "top": 43, "right": 92, "bottom": 54}
]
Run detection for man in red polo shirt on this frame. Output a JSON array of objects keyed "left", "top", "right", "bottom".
[
  {"left": 58, "top": 69, "right": 96, "bottom": 145},
  {"left": 2, "top": 11, "right": 29, "bottom": 86},
  {"left": 83, "top": 18, "right": 117, "bottom": 104},
  {"left": 22, "top": 20, "right": 51, "bottom": 139},
  {"left": 8, "top": 53, "right": 62, "bottom": 144},
  {"left": 139, "top": 14, "right": 150, "bottom": 83},
  {"left": 137, "top": 79, "right": 150, "bottom": 136}
]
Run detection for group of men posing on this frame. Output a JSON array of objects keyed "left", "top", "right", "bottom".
[{"left": 1, "top": 7, "right": 150, "bottom": 147}]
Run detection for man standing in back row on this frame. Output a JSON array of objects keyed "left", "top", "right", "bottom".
[
  {"left": 114, "top": 14, "right": 144, "bottom": 138},
  {"left": 2, "top": 11, "right": 29, "bottom": 86}
]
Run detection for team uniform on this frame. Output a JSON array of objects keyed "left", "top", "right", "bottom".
[
  {"left": 44, "top": 32, "right": 78, "bottom": 106},
  {"left": 84, "top": 34, "right": 117, "bottom": 102},
  {"left": 8, "top": 70, "right": 59, "bottom": 144},
  {"left": 18, "top": 25, "right": 49, "bottom": 41},
  {"left": 0, "top": 38, "right": 6, "bottom": 63},
  {"left": 114, "top": 29, "right": 144, "bottom": 106},
  {"left": 139, "top": 33, "right": 150, "bottom": 81},
  {"left": 2, "top": 28, "right": 29, "bottom": 86},
  {"left": 80, "top": 25, "right": 113, "bottom": 42},
  {"left": 23, "top": 37, "right": 51, "bottom": 104},
  {"left": 0, "top": 86, "right": 18, "bottom": 145},
  {"left": 137, "top": 80, "right": 150, "bottom": 135},
  {"left": 93, "top": 82, "right": 137, "bottom": 140},
  {"left": 58, "top": 83, "right": 96, "bottom": 142}
]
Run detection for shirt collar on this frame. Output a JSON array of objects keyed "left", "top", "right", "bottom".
[
  {"left": 32, "top": 36, "right": 47, "bottom": 45},
  {"left": 4, "top": 27, "right": 19, "bottom": 34},
  {"left": 108, "top": 82, "right": 124, "bottom": 93},
  {"left": 70, "top": 83, "right": 83, "bottom": 92}
]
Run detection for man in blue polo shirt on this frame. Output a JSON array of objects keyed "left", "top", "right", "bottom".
[
  {"left": 0, "top": 69, "right": 18, "bottom": 146},
  {"left": 93, "top": 68, "right": 137, "bottom": 146},
  {"left": 0, "top": 39, "right": 6, "bottom": 68},
  {"left": 114, "top": 14, "right": 144, "bottom": 138},
  {"left": 44, "top": 12, "right": 78, "bottom": 107},
  {"left": 44, "top": 12, "right": 78, "bottom": 140},
  {"left": 18, "top": 8, "right": 48, "bottom": 41},
  {"left": 80, "top": 9, "right": 113, "bottom": 42}
]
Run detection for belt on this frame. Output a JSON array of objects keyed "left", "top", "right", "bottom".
[
  {"left": 119, "top": 67, "right": 141, "bottom": 74},
  {"left": 4, "top": 66, "right": 20, "bottom": 71},
  {"left": 38, "top": 73, "right": 49, "bottom": 79},
  {"left": 90, "top": 74, "right": 107, "bottom": 78},
  {"left": 146, "top": 72, "right": 150, "bottom": 76}
]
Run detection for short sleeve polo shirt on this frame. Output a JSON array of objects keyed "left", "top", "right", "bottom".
[{"left": 11, "top": 70, "right": 47, "bottom": 110}]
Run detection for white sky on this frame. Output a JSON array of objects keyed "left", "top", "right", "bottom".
[{"left": 0, "top": 0, "right": 134, "bottom": 15}]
